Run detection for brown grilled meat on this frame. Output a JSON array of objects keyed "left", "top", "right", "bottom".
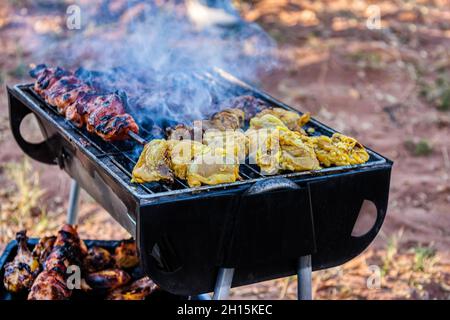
[
  {"left": 85, "top": 269, "right": 131, "bottom": 290},
  {"left": 195, "top": 108, "right": 244, "bottom": 131},
  {"left": 114, "top": 239, "right": 139, "bottom": 269},
  {"left": 44, "top": 224, "right": 87, "bottom": 273},
  {"left": 220, "top": 95, "right": 269, "bottom": 121},
  {"left": 30, "top": 64, "right": 70, "bottom": 97},
  {"left": 166, "top": 124, "right": 194, "bottom": 141},
  {"left": 106, "top": 276, "right": 158, "bottom": 300},
  {"left": 28, "top": 224, "right": 86, "bottom": 300},
  {"left": 28, "top": 270, "right": 71, "bottom": 300},
  {"left": 32, "top": 236, "right": 56, "bottom": 265},
  {"left": 83, "top": 246, "right": 115, "bottom": 273},
  {"left": 3, "top": 231, "right": 40, "bottom": 293},
  {"left": 29, "top": 64, "right": 139, "bottom": 141}
]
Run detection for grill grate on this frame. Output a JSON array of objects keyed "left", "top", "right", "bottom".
[
  {"left": 25, "top": 85, "right": 271, "bottom": 194},
  {"left": 22, "top": 74, "right": 386, "bottom": 198}
]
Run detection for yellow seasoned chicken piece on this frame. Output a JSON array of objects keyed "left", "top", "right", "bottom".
[
  {"left": 249, "top": 113, "right": 287, "bottom": 130},
  {"left": 253, "top": 108, "right": 310, "bottom": 132},
  {"left": 131, "top": 139, "right": 174, "bottom": 184},
  {"left": 187, "top": 147, "right": 240, "bottom": 187},
  {"left": 203, "top": 130, "right": 248, "bottom": 162},
  {"left": 311, "top": 133, "right": 369, "bottom": 167},
  {"left": 255, "top": 127, "right": 320, "bottom": 175},
  {"left": 168, "top": 139, "right": 209, "bottom": 180}
]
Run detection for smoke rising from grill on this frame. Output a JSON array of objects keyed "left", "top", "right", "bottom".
[{"left": 23, "top": 0, "right": 277, "bottom": 130}]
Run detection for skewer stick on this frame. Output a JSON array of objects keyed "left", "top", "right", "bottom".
[{"left": 128, "top": 131, "right": 147, "bottom": 145}]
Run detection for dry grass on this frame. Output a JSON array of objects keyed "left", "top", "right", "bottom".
[{"left": 0, "top": 158, "right": 59, "bottom": 247}]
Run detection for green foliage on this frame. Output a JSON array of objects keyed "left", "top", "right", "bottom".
[
  {"left": 413, "top": 246, "right": 436, "bottom": 272},
  {"left": 404, "top": 139, "right": 433, "bottom": 156},
  {"left": 420, "top": 73, "right": 450, "bottom": 111}
]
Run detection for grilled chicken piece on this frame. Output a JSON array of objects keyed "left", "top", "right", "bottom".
[
  {"left": 32, "top": 236, "right": 56, "bottom": 265},
  {"left": 203, "top": 130, "right": 248, "bottom": 162},
  {"left": 64, "top": 91, "right": 98, "bottom": 127},
  {"left": 28, "top": 224, "right": 86, "bottom": 300},
  {"left": 187, "top": 147, "right": 240, "bottom": 187},
  {"left": 30, "top": 64, "right": 70, "bottom": 97},
  {"left": 195, "top": 108, "right": 245, "bottom": 131},
  {"left": 106, "top": 277, "right": 158, "bottom": 300},
  {"left": 252, "top": 108, "right": 310, "bottom": 133},
  {"left": 28, "top": 270, "right": 71, "bottom": 300},
  {"left": 114, "top": 239, "right": 139, "bottom": 269},
  {"left": 3, "top": 231, "right": 40, "bottom": 293},
  {"left": 255, "top": 127, "right": 320, "bottom": 175},
  {"left": 85, "top": 269, "right": 131, "bottom": 290},
  {"left": 168, "top": 139, "right": 209, "bottom": 180},
  {"left": 65, "top": 92, "right": 139, "bottom": 141},
  {"left": 44, "top": 76, "right": 91, "bottom": 115},
  {"left": 131, "top": 139, "right": 174, "bottom": 184},
  {"left": 44, "top": 224, "right": 87, "bottom": 272},
  {"left": 166, "top": 124, "right": 194, "bottom": 141},
  {"left": 310, "top": 133, "right": 369, "bottom": 167},
  {"left": 220, "top": 95, "right": 268, "bottom": 121},
  {"left": 249, "top": 113, "right": 288, "bottom": 130},
  {"left": 83, "top": 246, "right": 115, "bottom": 273}
]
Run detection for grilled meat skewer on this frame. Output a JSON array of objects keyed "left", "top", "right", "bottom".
[
  {"left": 3, "top": 231, "right": 40, "bottom": 293},
  {"left": 29, "top": 64, "right": 139, "bottom": 141}
]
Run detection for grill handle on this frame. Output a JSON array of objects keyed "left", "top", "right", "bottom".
[
  {"left": 8, "top": 86, "right": 56, "bottom": 165},
  {"left": 246, "top": 177, "right": 300, "bottom": 194}
]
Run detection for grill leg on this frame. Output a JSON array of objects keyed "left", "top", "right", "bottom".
[
  {"left": 297, "top": 255, "right": 312, "bottom": 300},
  {"left": 67, "top": 179, "right": 80, "bottom": 225},
  {"left": 212, "top": 268, "right": 234, "bottom": 300}
]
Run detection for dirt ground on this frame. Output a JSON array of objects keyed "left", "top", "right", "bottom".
[{"left": 0, "top": 0, "right": 449, "bottom": 299}]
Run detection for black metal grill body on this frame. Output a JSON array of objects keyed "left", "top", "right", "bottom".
[{"left": 7, "top": 70, "right": 392, "bottom": 295}]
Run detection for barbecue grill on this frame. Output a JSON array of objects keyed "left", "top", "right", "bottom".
[{"left": 7, "top": 68, "right": 392, "bottom": 299}]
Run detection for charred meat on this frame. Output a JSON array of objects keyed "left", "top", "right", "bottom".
[
  {"left": 28, "top": 224, "right": 86, "bottom": 300},
  {"left": 106, "top": 276, "right": 158, "bottom": 300},
  {"left": 32, "top": 236, "right": 56, "bottom": 265},
  {"left": 195, "top": 108, "right": 244, "bottom": 131},
  {"left": 3, "top": 231, "right": 40, "bottom": 293},
  {"left": 220, "top": 95, "right": 268, "bottom": 121},
  {"left": 28, "top": 270, "right": 71, "bottom": 300},
  {"left": 83, "top": 246, "right": 115, "bottom": 273},
  {"left": 114, "top": 239, "right": 139, "bottom": 269},
  {"left": 85, "top": 269, "right": 131, "bottom": 290},
  {"left": 29, "top": 64, "right": 139, "bottom": 141}
]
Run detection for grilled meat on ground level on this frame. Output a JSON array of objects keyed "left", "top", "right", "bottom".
[
  {"left": 3, "top": 231, "right": 40, "bottom": 293},
  {"left": 28, "top": 224, "right": 86, "bottom": 300},
  {"left": 114, "top": 239, "right": 139, "bottom": 269},
  {"left": 106, "top": 277, "right": 158, "bottom": 300},
  {"left": 83, "top": 246, "right": 115, "bottom": 273},
  {"left": 85, "top": 269, "right": 131, "bottom": 290}
]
